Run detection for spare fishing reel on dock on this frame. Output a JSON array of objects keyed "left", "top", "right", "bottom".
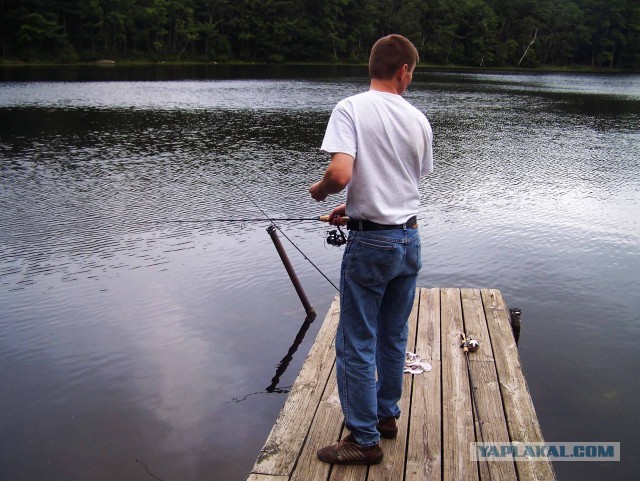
[
  {"left": 460, "top": 333, "right": 480, "bottom": 352},
  {"left": 326, "top": 225, "right": 347, "bottom": 247}
]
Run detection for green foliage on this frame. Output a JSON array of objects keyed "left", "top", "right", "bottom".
[{"left": 0, "top": 0, "right": 638, "bottom": 68}]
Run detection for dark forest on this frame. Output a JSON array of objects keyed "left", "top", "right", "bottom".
[{"left": 1, "top": 0, "right": 638, "bottom": 69}]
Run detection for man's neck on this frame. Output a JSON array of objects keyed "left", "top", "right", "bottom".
[{"left": 370, "top": 78, "right": 401, "bottom": 95}]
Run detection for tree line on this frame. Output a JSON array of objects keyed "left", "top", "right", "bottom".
[{"left": 1, "top": 0, "right": 639, "bottom": 69}]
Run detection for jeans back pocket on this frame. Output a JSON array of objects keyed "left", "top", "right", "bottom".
[{"left": 346, "top": 237, "right": 397, "bottom": 286}]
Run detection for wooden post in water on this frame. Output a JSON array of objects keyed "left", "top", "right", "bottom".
[
  {"left": 267, "top": 225, "right": 316, "bottom": 320},
  {"left": 510, "top": 307, "right": 522, "bottom": 345}
]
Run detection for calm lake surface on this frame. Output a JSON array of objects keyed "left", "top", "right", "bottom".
[{"left": 1, "top": 65, "right": 639, "bottom": 481}]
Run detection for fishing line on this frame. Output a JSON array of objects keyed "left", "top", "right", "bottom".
[{"left": 228, "top": 179, "right": 339, "bottom": 292}]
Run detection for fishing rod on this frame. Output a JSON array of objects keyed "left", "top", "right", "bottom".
[
  {"left": 460, "top": 332, "right": 493, "bottom": 481},
  {"left": 141, "top": 216, "right": 341, "bottom": 224},
  {"left": 1, "top": 215, "right": 349, "bottom": 240}
]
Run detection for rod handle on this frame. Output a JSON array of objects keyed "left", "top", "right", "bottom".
[
  {"left": 460, "top": 332, "right": 469, "bottom": 352},
  {"left": 319, "top": 215, "right": 350, "bottom": 223}
]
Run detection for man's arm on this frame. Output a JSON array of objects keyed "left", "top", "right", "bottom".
[{"left": 309, "top": 152, "right": 354, "bottom": 202}]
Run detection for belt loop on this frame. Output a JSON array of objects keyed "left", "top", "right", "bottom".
[
  {"left": 402, "top": 222, "right": 407, "bottom": 231},
  {"left": 358, "top": 220, "right": 363, "bottom": 231}
]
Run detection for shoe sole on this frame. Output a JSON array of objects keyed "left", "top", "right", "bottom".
[
  {"left": 317, "top": 442, "right": 384, "bottom": 465},
  {"left": 317, "top": 453, "right": 384, "bottom": 465}
]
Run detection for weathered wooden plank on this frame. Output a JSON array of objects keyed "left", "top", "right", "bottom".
[
  {"left": 290, "top": 363, "right": 341, "bottom": 481},
  {"left": 328, "top": 458, "right": 367, "bottom": 481},
  {"left": 472, "top": 361, "right": 520, "bottom": 481},
  {"left": 461, "top": 288, "right": 494, "bottom": 362},
  {"left": 462, "top": 289, "right": 518, "bottom": 481},
  {"left": 441, "top": 288, "right": 479, "bottom": 481},
  {"left": 245, "top": 474, "right": 288, "bottom": 481},
  {"left": 405, "top": 287, "right": 442, "bottom": 481},
  {"left": 415, "top": 287, "right": 441, "bottom": 363},
  {"left": 367, "top": 291, "right": 420, "bottom": 481},
  {"left": 482, "top": 289, "right": 556, "bottom": 481},
  {"left": 251, "top": 295, "right": 341, "bottom": 477}
]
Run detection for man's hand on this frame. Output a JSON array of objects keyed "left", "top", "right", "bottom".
[
  {"left": 328, "top": 203, "right": 347, "bottom": 226},
  {"left": 309, "top": 182, "right": 327, "bottom": 202}
]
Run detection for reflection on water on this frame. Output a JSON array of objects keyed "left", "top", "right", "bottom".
[{"left": 1, "top": 68, "right": 639, "bottom": 481}]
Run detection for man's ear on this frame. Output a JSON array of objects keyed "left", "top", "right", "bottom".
[{"left": 398, "top": 63, "right": 409, "bottom": 79}]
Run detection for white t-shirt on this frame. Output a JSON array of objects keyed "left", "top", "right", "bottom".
[{"left": 320, "top": 90, "right": 433, "bottom": 225}]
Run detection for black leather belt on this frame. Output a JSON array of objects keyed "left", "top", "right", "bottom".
[{"left": 347, "top": 216, "right": 418, "bottom": 231}]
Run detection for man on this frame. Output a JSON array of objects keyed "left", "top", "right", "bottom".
[{"left": 309, "top": 34, "right": 433, "bottom": 465}]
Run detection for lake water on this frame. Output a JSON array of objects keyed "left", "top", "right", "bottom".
[{"left": 1, "top": 66, "right": 639, "bottom": 481}]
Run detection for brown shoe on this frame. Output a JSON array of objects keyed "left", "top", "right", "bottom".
[
  {"left": 317, "top": 434, "right": 383, "bottom": 465},
  {"left": 376, "top": 416, "right": 398, "bottom": 439}
]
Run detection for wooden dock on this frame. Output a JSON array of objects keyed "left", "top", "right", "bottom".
[{"left": 246, "top": 288, "right": 556, "bottom": 481}]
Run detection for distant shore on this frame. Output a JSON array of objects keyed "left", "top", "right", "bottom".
[{"left": 0, "top": 59, "right": 636, "bottom": 74}]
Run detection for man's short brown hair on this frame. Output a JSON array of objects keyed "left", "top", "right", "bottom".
[{"left": 369, "top": 34, "right": 419, "bottom": 80}]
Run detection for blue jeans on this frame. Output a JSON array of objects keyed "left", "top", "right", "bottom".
[{"left": 336, "top": 227, "right": 421, "bottom": 447}]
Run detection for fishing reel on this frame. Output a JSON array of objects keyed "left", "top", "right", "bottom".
[
  {"left": 460, "top": 333, "right": 480, "bottom": 352},
  {"left": 326, "top": 225, "right": 347, "bottom": 247}
]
